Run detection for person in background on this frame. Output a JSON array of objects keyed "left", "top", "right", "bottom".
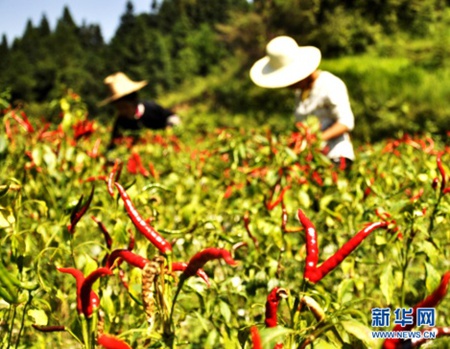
[
  {"left": 249, "top": 36, "right": 355, "bottom": 168},
  {"left": 99, "top": 72, "right": 181, "bottom": 149}
]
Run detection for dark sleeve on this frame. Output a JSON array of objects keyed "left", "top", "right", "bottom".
[
  {"left": 107, "top": 118, "right": 119, "bottom": 150},
  {"left": 141, "top": 101, "right": 174, "bottom": 129}
]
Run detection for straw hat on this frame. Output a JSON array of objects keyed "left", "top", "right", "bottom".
[
  {"left": 250, "top": 36, "right": 321, "bottom": 88},
  {"left": 98, "top": 72, "right": 148, "bottom": 106}
]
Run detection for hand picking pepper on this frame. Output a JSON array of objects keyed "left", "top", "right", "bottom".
[{"left": 114, "top": 182, "right": 172, "bottom": 255}]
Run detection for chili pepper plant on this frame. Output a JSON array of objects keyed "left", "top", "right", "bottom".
[{"left": 0, "top": 93, "right": 449, "bottom": 348}]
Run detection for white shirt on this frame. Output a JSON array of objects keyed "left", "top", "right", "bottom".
[{"left": 294, "top": 71, "right": 355, "bottom": 161}]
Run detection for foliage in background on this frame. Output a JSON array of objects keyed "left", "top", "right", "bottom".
[{"left": 1, "top": 1, "right": 450, "bottom": 141}]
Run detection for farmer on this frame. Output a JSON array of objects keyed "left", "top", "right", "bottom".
[
  {"left": 99, "top": 72, "right": 181, "bottom": 149},
  {"left": 249, "top": 36, "right": 355, "bottom": 168}
]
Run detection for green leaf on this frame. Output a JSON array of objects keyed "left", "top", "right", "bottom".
[
  {"left": 341, "top": 320, "right": 375, "bottom": 346},
  {"left": 0, "top": 185, "right": 9, "bottom": 198},
  {"left": 0, "top": 208, "right": 15, "bottom": 228},
  {"left": 380, "top": 264, "right": 394, "bottom": 305},
  {"left": 418, "top": 241, "right": 438, "bottom": 263},
  {"left": 337, "top": 279, "right": 354, "bottom": 304},
  {"left": 313, "top": 339, "right": 341, "bottom": 349},
  {"left": 219, "top": 300, "right": 231, "bottom": 323},
  {"left": 375, "top": 234, "right": 387, "bottom": 245},
  {"left": 0, "top": 134, "right": 8, "bottom": 155},
  {"left": 425, "top": 262, "right": 441, "bottom": 294},
  {"left": 298, "top": 190, "right": 311, "bottom": 208},
  {"left": 260, "top": 326, "right": 293, "bottom": 348},
  {"left": 28, "top": 309, "right": 48, "bottom": 326},
  {"left": 101, "top": 291, "right": 116, "bottom": 320}
]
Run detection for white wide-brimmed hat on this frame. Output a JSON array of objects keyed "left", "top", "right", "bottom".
[
  {"left": 250, "top": 36, "right": 321, "bottom": 88},
  {"left": 98, "top": 72, "right": 148, "bottom": 106}
]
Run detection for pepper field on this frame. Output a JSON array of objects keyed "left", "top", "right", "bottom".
[{"left": 0, "top": 93, "right": 449, "bottom": 349}]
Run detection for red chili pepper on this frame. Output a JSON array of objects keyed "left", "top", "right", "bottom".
[
  {"left": 91, "top": 216, "right": 112, "bottom": 249},
  {"left": 339, "top": 157, "right": 347, "bottom": 171},
  {"left": 408, "top": 188, "right": 424, "bottom": 202},
  {"left": 172, "top": 262, "right": 210, "bottom": 286},
  {"left": 32, "top": 325, "right": 66, "bottom": 332},
  {"left": 11, "top": 110, "right": 34, "bottom": 133},
  {"left": 148, "top": 162, "right": 159, "bottom": 180},
  {"left": 87, "top": 138, "right": 102, "bottom": 158},
  {"left": 57, "top": 267, "right": 85, "bottom": 314},
  {"left": 127, "top": 152, "right": 149, "bottom": 177},
  {"left": 98, "top": 333, "right": 132, "bottom": 349},
  {"left": 224, "top": 184, "right": 234, "bottom": 199},
  {"left": 107, "top": 159, "right": 121, "bottom": 197},
  {"left": 114, "top": 183, "right": 172, "bottom": 255},
  {"left": 181, "top": 248, "right": 237, "bottom": 280},
  {"left": 79, "top": 267, "right": 112, "bottom": 317},
  {"left": 265, "top": 287, "right": 288, "bottom": 328},
  {"left": 316, "top": 222, "right": 388, "bottom": 282},
  {"left": 297, "top": 210, "right": 320, "bottom": 282},
  {"left": 106, "top": 249, "right": 149, "bottom": 269},
  {"left": 250, "top": 326, "right": 262, "bottom": 349},
  {"left": 266, "top": 185, "right": 291, "bottom": 210},
  {"left": 243, "top": 211, "right": 259, "bottom": 248},
  {"left": 431, "top": 177, "right": 439, "bottom": 190},
  {"left": 311, "top": 171, "right": 323, "bottom": 186},
  {"left": 4, "top": 119, "right": 13, "bottom": 141},
  {"left": 375, "top": 209, "right": 402, "bottom": 240},
  {"left": 297, "top": 210, "right": 388, "bottom": 284},
  {"left": 383, "top": 272, "right": 450, "bottom": 349},
  {"left": 83, "top": 175, "right": 107, "bottom": 183},
  {"left": 73, "top": 119, "right": 95, "bottom": 140},
  {"left": 68, "top": 185, "right": 95, "bottom": 234},
  {"left": 118, "top": 269, "right": 129, "bottom": 290},
  {"left": 437, "top": 154, "right": 447, "bottom": 192}
]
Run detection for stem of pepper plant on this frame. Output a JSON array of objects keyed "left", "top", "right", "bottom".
[
  {"left": 89, "top": 311, "right": 99, "bottom": 349},
  {"left": 68, "top": 235, "right": 76, "bottom": 269},
  {"left": 80, "top": 316, "right": 90, "bottom": 349},
  {"left": 291, "top": 280, "right": 310, "bottom": 327},
  {"left": 428, "top": 192, "right": 443, "bottom": 243},
  {"left": 297, "top": 322, "right": 336, "bottom": 349},
  {"left": 6, "top": 305, "right": 17, "bottom": 349},
  {"left": 400, "top": 220, "right": 415, "bottom": 307},
  {"left": 2, "top": 305, "right": 12, "bottom": 348},
  {"left": 168, "top": 280, "right": 184, "bottom": 348},
  {"left": 15, "top": 291, "right": 32, "bottom": 349},
  {"left": 66, "top": 328, "right": 84, "bottom": 346}
]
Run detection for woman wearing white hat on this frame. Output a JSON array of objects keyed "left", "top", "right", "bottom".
[
  {"left": 99, "top": 72, "right": 181, "bottom": 149},
  {"left": 250, "top": 36, "right": 355, "bottom": 168}
]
